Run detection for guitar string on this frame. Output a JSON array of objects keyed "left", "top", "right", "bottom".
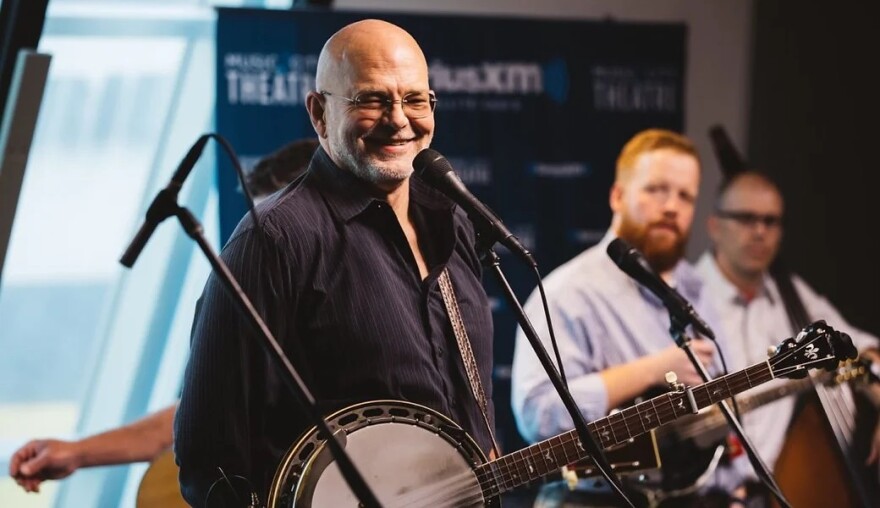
[
  {"left": 669, "top": 374, "right": 776, "bottom": 439},
  {"left": 471, "top": 366, "right": 775, "bottom": 499},
  {"left": 675, "top": 376, "right": 822, "bottom": 440},
  {"left": 474, "top": 435, "right": 589, "bottom": 500},
  {"left": 386, "top": 468, "right": 484, "bottom": 508},
  {"left": 409, "top": 476, "right": 485, "bottom": 508},
  {"left": 611, "top": 352, "right": 828, "bottom": 437},
  {"left": 471, "top": 344, "right": 826, "bottom": 499},
  {"left": 643, "top": 349, "right": 833, "bottom": 441}
]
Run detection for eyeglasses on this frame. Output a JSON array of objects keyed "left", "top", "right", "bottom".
[
  {"left": 715, "top": 209, "right": 783, "bottom": 229},
  {"left": 319, "top": 90, "right": 437, "bottom": 119}
]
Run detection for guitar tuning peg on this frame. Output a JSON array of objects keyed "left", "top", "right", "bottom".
[{"left": 767, "top": 346, "right": 777, "bottom": 357}]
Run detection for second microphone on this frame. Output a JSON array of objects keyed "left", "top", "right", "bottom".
[{"left": 413, "top": 148, "right": 536, "bottom": 267}]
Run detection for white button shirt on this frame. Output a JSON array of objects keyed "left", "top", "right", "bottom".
[{"left": 695, "top": 252, "right": 878, "bottom": 476}]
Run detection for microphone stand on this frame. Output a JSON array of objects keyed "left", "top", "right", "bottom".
[
  {"left": 481, "top": 248, "right": 635, "bottom": 507},
  {"left": 668, "top": 314, "right": 791, "bottom": 508},
  {"left": 120, "top": 142, "right": 382, "bottom": 508}
]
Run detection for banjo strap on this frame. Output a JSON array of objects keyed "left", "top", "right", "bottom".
[{"left": 438, "top": 268, "right": 500, "bottom": 457}]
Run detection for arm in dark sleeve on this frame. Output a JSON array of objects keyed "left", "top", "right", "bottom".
[{"left": 173, "top": 225, "right": 295, "bottom": 506}]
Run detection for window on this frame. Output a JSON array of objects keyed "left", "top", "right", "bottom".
[{"left": 0, "top": 1, "right": 268, "bottom": 506}]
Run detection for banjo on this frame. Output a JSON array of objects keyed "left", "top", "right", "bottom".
[{"left": 265, "top": 321, "right": 854, "bottom": 507}]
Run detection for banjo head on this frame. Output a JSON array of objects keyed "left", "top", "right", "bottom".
[{"left": 267, "top": 400, "right": 492, "bottom": 508}]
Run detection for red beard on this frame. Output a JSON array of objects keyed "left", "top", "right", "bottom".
[{"left": 617, "top": 217, "right": 688, "bottom": 274}]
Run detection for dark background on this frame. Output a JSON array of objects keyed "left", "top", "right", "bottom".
[{"left": 748, "top": 0, "right": 879, "bottom": 341}]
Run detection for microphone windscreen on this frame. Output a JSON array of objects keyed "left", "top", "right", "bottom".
[
  {"left": 606, "top": 237, "right": 634, "bottom": 267},
  {"left": 413, "top": 148, "right": 453, "bottom": 184}
]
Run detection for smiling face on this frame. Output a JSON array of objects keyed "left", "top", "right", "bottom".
[
  {"left": 611, "top": 148, "right": 700, "bottom": 274},
  {"left": 306, "top": 20, "right": 434, "bottom": 190}
]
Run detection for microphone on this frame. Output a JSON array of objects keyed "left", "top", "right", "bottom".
[
  {"left": 120, "top": 135, "right": 210, "bottom": 267},
  {"left": 413, "top": 148, "right": 536, "bottom": 267},
  {"left": 606, "top": 237, "right": 716, "bottom": 340}
]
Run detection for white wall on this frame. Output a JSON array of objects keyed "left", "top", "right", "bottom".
[{"left": 336, "top": 0, "right": 755, "bottom": 257}]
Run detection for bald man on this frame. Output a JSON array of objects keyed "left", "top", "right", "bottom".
[
  {"left": 173, "top": 20, "right": 495, "bottom": 505},
  {"left": 696, "top": 170, "right": 880, "bottom": 495}
]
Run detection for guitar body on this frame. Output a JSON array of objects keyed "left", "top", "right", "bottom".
[
  {"left": 774, "top": 388, "right": 879, "bottom": 508},
  {"left": 267, "top": 400, "right": 495, "bottom": 508},
  {"left": 136, "top": 448, "right": 188, "bottom": 508},
  {"left": 651, "top": 427, "right": 725, "bottom": 493}
]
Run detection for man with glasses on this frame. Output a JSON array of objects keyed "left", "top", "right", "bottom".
[
  {"left": 695, "top": 170, "right": 880, "bottom": 500},
  {"left": 174, "top": 19, "right": 495, "bottom": 506}
]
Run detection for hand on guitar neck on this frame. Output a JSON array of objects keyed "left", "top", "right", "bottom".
[{"left": 599, "top": 338, "right": 716, "bottom": 412}]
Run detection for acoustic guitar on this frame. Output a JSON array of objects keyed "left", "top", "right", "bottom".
[{"left": 136, "top": 448, "right": 188, "bottom": 508}]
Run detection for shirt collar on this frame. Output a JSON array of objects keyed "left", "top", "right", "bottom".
[
  {"left": 307, "top": 146, "right": 452, "bottom": 223},
  {"left": 759, "top": 270, "right": 779, "bottom": 305},
  {"left": 696, "top": 251, "right": 776, "bottom": 305}
]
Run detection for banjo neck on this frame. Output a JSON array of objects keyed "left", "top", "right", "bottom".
[{"left": 474, "top": 361, "right": 776, "bottom": 498}]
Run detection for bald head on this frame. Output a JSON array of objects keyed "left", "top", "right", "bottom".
[
  {"left": 306, "top": 19, "right": 435, "bottom": 190},
  {"left": 316, "top": 20, "right": 428, "bottom": 92},
  {"left": 716, "top": 171, "right": 784, "bottom": 212}
]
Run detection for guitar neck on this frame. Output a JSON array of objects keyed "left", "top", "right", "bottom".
[
  {"left": 476, "top": 361, "right": 775, "bottom": 497},
  {"left": 739, "top": 375, "right": 815, "bottom": 413},
  {"left": 670, "top": 374, "right": 817, "bottom": 441}
]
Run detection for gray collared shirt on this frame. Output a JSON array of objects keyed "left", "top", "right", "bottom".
[{"left": 511, "top": 231, "right": 729, "bottom": 444}]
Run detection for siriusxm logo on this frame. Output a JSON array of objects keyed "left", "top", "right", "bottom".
[
  {"left": 224, "top": 52, "right": 317, "bottom": 106},
  {"left": 429, "top": 58, "right": 569, "bottom": 103},
  {"left": 530, "top": 162, "right": 590, "bottom": 178}
]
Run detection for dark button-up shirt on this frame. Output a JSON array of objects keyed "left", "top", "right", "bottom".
[{"left": 174, "top": 147, "right": 494, "bottom": 506}]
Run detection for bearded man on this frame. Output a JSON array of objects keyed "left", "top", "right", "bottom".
[{"left": 511, "top": 129, "right": 741, "bottom": 507}]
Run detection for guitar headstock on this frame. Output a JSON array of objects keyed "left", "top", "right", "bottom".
[{"left": 769, "top": 320, "right": 857, "bottom": 380}]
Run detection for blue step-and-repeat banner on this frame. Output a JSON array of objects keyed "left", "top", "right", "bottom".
[{"left": 216, "top": 7, "right": 685, "bottom": 452}]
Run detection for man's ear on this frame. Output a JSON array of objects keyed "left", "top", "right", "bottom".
[
  {"left": 609, "top": 183, "right": 623, "bottom": 213},
  {"left": 707, "top": 215, "right": 720, "bottom": 243},
  {"left": 306, "top": 91, "right": 328, "bottom": 138}
]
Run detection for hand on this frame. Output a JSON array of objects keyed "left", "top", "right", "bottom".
[
  {"left": 652, "top": 339, "right": 715, "bottom": 387},
  {"left": 8, "top": 439, "right": 82, "bottom": 493}
]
